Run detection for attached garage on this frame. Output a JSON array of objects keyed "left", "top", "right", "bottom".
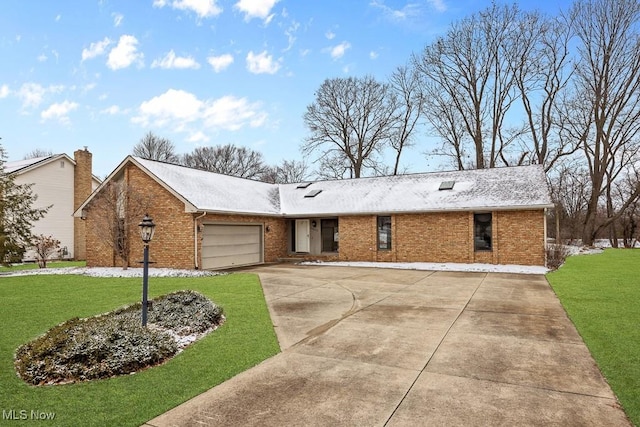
[{"left": 201, "top": 224, "right": 263, "bottom": 270}]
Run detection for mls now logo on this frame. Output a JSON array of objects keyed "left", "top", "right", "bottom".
[{"left": 2, "top": 409, "right": 56, "bottom": 420}]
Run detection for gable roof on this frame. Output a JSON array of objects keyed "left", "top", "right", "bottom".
[
  {"left": 4, "top": 153, "right": 102, "bottom": 184},
  {"left": 76, "top": 156, "right": 553, "bottom": 218},
  {"left": 4, "top": 155, "right": 69, "bottom": 174}
]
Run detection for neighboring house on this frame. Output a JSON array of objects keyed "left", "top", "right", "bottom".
[
  {"left": 75, "top": 156, "right": 554, "bottom": 270},
  {"left": 5, "top": 148, "right": 100, "bottom": 260}
]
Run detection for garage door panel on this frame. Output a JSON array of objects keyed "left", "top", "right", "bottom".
[
  {"left": 202, "top": 243, "right": 261, "bottom": 258},
  {"left": 203, "top": 253, "right": 261, "bottom": 269},
  {"left": 201, "top": 224, "right": 262, "bottom": 270}
]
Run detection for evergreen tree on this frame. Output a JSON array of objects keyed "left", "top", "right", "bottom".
[{"left": 0, "top": 144, "right": 49, "bottom": 264}]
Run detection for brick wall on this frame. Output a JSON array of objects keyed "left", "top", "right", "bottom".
[
  {"left": 73, "top": 148, "right": 92, "bottom": 260},
  {"left": 335, "top": 210, "right": 546, "bottom": 266},
  {"left": 338, "top": 216, "right": 376, "bottom": 261},
  {"left": 495, "top": 210, "right": 546, "bottom": 266},
  {"left": 85, "top": 162, "right": 289, "bottom": 269}
]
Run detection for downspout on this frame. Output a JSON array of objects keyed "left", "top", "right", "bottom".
[
  {"left": 544, "top": 208, "right": 549, "bottom": 267},
  {"left": 194, "top": 212, "right": 207, "bottom": 269}
]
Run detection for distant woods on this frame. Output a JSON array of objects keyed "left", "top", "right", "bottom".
[{"left": 131, "top": 132, "right": 309, "bottom": 184}]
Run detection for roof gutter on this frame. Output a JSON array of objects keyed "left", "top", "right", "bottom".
[
  {"left": 194, "top": 211, "right": 207, "bottom": 270},
  {"left": 279, "top": 203, "right": 556, "bottom": 218}
]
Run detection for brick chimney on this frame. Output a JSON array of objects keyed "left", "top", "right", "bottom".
[{"left": 73, "top": 147, "right": 92, "bottom": 260}]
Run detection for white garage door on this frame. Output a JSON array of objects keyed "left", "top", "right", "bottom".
[{"left": 201, "top": 224, "right": 263, "bottom": 270}]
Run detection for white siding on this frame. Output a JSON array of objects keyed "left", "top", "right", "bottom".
[{"left": 14, "top": 158, "right": 75, "bottom": 259}]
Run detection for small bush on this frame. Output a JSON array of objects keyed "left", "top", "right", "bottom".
[
  {"left": 546, "top": 243, "right": 571, "bottom": 270},
  {"left": 15, "top": 291, "right": 223, "bottom": 385}
]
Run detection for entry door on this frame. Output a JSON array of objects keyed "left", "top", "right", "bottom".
[{"left": 295, "top": 219, "right": 310, "bottom": 253}]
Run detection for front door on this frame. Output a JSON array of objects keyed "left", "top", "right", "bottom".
[{"left": 295, "top": 219, "right": 310, "bottom": 253}]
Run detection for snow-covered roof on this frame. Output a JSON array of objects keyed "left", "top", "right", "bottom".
[
  {"left": 78, "top": 157, "right": 553, "bottom": 217},
  {"left": 4, "top": 155, "right": 56, "bottom": 174},
  {"left": 279, "top": 165, "right": 553, "bottom": 216},
  {"left": 133, "top": 157, "right": 280, "bottom": 215}
]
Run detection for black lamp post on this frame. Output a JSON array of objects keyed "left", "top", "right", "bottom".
[{"left": 139, "top": 214, "right": 156, "bottom": 327}]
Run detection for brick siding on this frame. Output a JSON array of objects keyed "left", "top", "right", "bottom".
[
  {"left": 73, "top": 149, "right": 92, "bottom": 260},
  {"left": 85, "top": 163, "right": 288, "bottom": 269},
  {"left": 337, "top": 210, "right": 546, "bottom": 266}
]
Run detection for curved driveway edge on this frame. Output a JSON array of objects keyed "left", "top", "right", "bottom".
[{"left": 144, "top": 265, "right": 631, "bottom": 427}]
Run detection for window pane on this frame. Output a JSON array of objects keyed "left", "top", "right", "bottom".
[
  {"left": 378, "top": 216, "right": 392, "bottom": 250},
  {"left": 474, "top": 213, "right": 492, "bottom": 251}
]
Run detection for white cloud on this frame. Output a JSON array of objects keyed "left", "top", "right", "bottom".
[
  {"left": 112, "top": 13, "right": 124, "bottom": 27},
  {"left": 234, "top": 0, "right": 279, "bottom": 21},
  {"left": 101, "top": 105, "right": 122, "bottom": 115},
  {"left": 283, "top": 20, "right": 299, "bottom": 51},
  {"left": 132, "top": 89, "right": 267, "bottom": 133},
  {"left": 41, "top": 100, "right": 78, "bottom": 124},
  {"left": 369, "top": 51, "right": 379, "bottom": 60},
  {"left": 246, "top": 50, "right": 280, "bottom": 74},
  {"left": 151, "top": 50, "right": 200, "bottom": 69},
  {"left": 55, "top": 14, "right": 61, "bottom": 22},
  {"left": 325, "top": 30, "right": 335, "bottom": 40},
  {"left": 82, "top": 37, "right": 112, "bottom": 61},
  {"left": 133, "top": 89, "right": 202, "bottom": 128},
  {"left": 107, "top": 35, "right": 143, "bottom": 70},
  {"left": 207, "top": 53, "right": 234, "bottom": 72},
  {"left": 187, "top": 131, "right": 209, "bottom": 142},
  {"left": 328, "top": 41, "right": 351, "bottom": 60},
  {"left": 0, "top": 85, "right": 9, "bottom": 98},
  {"left": 17, "top": 83, "right": 47, "bottom": 108},
  {"left": 202, "top": 95, "right": 267, "bottom": 130},
  {"left": 428, "top": 0, "right": 447, "bottom": 12},
  {"left": 37, "top": 53, "right": 47, "bottom": 62},
  {"left": 153, "top": 0, "right": 222, "bottom": 18}
]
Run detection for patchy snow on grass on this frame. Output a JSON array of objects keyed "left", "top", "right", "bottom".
[
  {"left": 300, "top": 260, "right": 549, "bottom": 275},
  {"left": 2, "top": 267, "right": 222, "bottom": 278}
]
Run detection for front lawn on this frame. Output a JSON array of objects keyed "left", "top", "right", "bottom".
[
  {"left": 0, "top": 260, "right": 86, "bottom": 272},
  {"left": 0, "top": 273, "right": 280, "bottom": 426},
  {"left": 547, "top": 249, "right": 640, "bottom": 426}
]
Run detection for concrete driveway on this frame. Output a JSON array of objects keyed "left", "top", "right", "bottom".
[{"left": 145, "top": 265, "right": 631, "bottom": 426}]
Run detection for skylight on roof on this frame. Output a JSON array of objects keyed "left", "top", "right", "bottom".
[
  {"left": 439, "top": 181, "right": 455, "bottom": 190},
  {"left": 304, "top": 189, "right": 322, "bottom": 198},
  {"left": 296, "top": 182, "right": 312, "bottom": 189}
]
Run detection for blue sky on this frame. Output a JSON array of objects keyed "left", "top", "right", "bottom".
[{"left": 1, "top": 0, "right": 572, "bottom": 178}]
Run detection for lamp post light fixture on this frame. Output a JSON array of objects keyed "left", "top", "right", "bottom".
[{"left": 138, "top": 214, "right": 156, "bottom": 327}]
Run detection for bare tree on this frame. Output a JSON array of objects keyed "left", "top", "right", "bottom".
[
  {"left": 279, "top": 159, "right": 310, "bottom": 183},
  {"left": 32, "top": 234, "right": 60, "bottom": 268},
  {"left": 303, "top": 76, "right": 398, "bottom": 178},
  {"left": 548, "top": 160, "right": 591, "bottom": 242},
  {"left": 414, "top": 2, "right": 521, "bottom": 169},
  {"left": 181, "top": 144, "right": 267, "bottom": 179},
  {"left": 388, "top": 65, "right": 425, "bottom": 174},
  {"left": 133, "top": 132, "right": 179, "bottom": 163},
  {"left": 509, "top": 12, "right": 578, "bottom": 171},
  {"left": 23, "top": 149, "right": 53, "bottom": 159},
  {"left": 611, "top": 168, "right": 640, "bottom": 247},
  {"left": 87, "top": 180, "right": 151, "bottom": 269},
  {"left": 562, "top": 0, "right": 640, "bottom": 246}
]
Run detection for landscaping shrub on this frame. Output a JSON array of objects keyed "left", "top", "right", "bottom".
[
  {"left": 14, "top": 290, "right": 224, "bottom": 385},
  {"left": 546, "top": 243, "right": 571, "bottom": 270}
]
